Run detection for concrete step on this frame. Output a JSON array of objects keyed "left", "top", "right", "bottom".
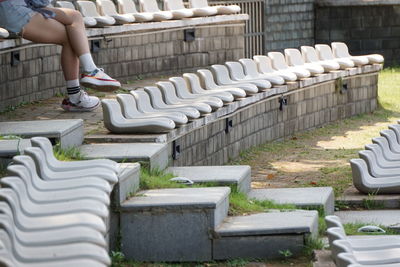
[
  {"left": 213, "top": 210, "right": 319, "bottom": 260},
  {"left": 0, "top": 139, "right": 31, "bottom": 166},
  {"left": 248, "top": 187, "right": 335, "bottom": 215},
  {"left": 335, "top": 210, "right": 400, "bottom": 231},
  {"left": 79, "top": 143, "right": 168, "bottom": 170},
  {"left": 0, "top": 119, "right": 84, "bottom": 148},
  {"left": 166, "top": 165, "right": 251, "bottom": 194},
  {"left": 120, "top": 187, "right": 230, "bottom": 262}
]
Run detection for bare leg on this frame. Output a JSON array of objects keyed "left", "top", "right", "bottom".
[{"left": 22, "top": 13, "right": 79, "bottom": 81}]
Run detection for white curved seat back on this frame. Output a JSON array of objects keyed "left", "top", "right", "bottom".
[
  {"left": 165, "top": 0, "right": 185, "bottom": 10},
  {"left": 77, "top": 1, "right": 101, "bottom": 17},
  {"left": 331, "top": 239, "right": 353, "bottom": 260},
  {"left": 267, "top": 52, "right": 289, "bottom": 70},
  {"left": 301, "top": 46, "right": 320, "bottom": 63},
  {"left": 337, "top": 253, "right": 358, "bottom": 267},
  {"left": 189, "top": 0, "right": 208, "bottom": 8},
  {"left": 327, "top": 227, "right": 347, "bottom": 247},
  {"left": 315, "top": 44, "right": 335, "bottom": 61},
  {"left": 239, "top": 58, "right": 260, "bottom": 76},
  {"left": 140, "top": 0, "right": 161, "bottom": 12},
  {"left": 143, "top": 87, "right": 169, "bottom": 108},
  {"left": 157, "top": 81, "right": 181, "bottom": 104},
  {"left": 97, "top": 0, "right": 120, "bottom": 16},
  {"left": 211, "top": 65, "right": 234, "bottom": 84},
  {"left": 130, "top": 90, "right": 157, "bottom": 113},
  {"left": 170, "top": 77, "right": 192, "bottom": 97},
  {"left": 183, "top": 73, "right": 205, "bottom": 93},
  {"left": 285, "top": 48, "right": 305, "bottom": 66},
  {"left": 225, "top": 62, "right": 246, "bottom": 80},
  {"left": 56, "top": 1, "right": 76, "bottom": 9},
  {"left": 197, "top": 69, "right": 219, "bottom": 89},
  {"left": 117, "top": 0, "right": 138, "bottom": 13},
  {"left": 331, "top": 42, "right": 351, "bottom": 58},
  {"left": 253, "top": 55, "right": 275, "bottom": 74},
  {"left": 116, "top": 94, "right": 142, "bottom": 118},
  {"left": 325, "top": 215, "right": 343, "bottom": 229}
]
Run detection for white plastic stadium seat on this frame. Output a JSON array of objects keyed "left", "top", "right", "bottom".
[
  {"left": 239, "top": 58, "right": 285, "bottom": 85},
  {"left": 315, "top": 44, "right": 355, "bottom": 69},
  {"left": 188, "top": 0, "right": 218, "bottom": 16},
  {"left": 164, "top": 0, "right": 194, "bottom": 19},
  {"left": 331, "top": 42, "right": 369, "bottom": 66},
  {"left": 117, "top": 0, "right": 154, "bottom": 22},
  {"left": 332, "top": 42, "right": 384, "bottom": 64},
  {"left": 253, "top": 55, "right": 297, "bottom": 82},
  {"left": 139, "top": 0, "right": 173, "bottom": 21},
  {"left": 102, "top": 99, "right": 175, "bottom": 133},
  {"left": 130, "top": 89, "right": 199, "bottom": 120},
  {"left": 300, "top": 46, "right": 340, "bottom": 72},
  {"left": 338, "top": 253, "right": 400, "bottom": 267},
  {"left": 189, "top": 0, "right": 240, "bottom": 15},
  {"left": 284, "top": 48, "right": 325, "bottom": 76},
  {"left": 225, "top": 61, "right": 272, "bottom": 89},
  {"left": 96, "top": 0, "right": 135, "bottom": 24},
  {"left": 116, "top": 94, "right": 188, "bottom": 125},
  {"left": 55, "top": 1, "right": 97, "bottom": 27},
  {"left": 211, "top": 65, "right": 259, "bottom": 94},
  {"left": 268, "top": 52, "right": 311, "bottom": 79},
  {"left": 77, "top": 1, "right": 115, "bottom": 26}
]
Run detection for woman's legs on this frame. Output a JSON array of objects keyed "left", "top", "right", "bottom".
[{"left": 22, "top": 13, "right": 100, "bottom": 111}]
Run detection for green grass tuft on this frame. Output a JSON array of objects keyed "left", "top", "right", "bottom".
[{"left": 53, "top": 143, "right": 85, "bottom": 161}]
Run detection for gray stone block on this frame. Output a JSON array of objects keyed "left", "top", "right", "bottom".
[
  {"left": 113, "top": 162, "right": 141, "bottom": 205},
  {"left": 213, "top": 210, "right": 319, "bottom": 260},
  {"left": 79, "top": 143, "right": 168, "bottom": 170},
  {"left": 0, "top": 120, "right": 84, "bottom": 148},
  {"left": 248, "top": 187, "right": 335, "bottom": 215},
  {"left": 121, "top": 187, "right": 230, "bottom": 262},
  {"left": 0, "top": 139, "right": 31, "bottom": 157},
  {"left": 335, "top": 210, "right": 400, "bottom": 231},
  {"left": 166, "top": 165, "right": 251, "bottom": 194}
]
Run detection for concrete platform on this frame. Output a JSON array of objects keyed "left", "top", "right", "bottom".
[
  {"left": 248, "top": 187, "right": 335, "bottom": 215},
  {"left": 337, "top": 186, "right": 400, "bottom": 209},
  {"left": 166, "top": 165, "right": 251, "bottom": 193},
  {"left": 213, "top": 210, "right": 319, "bottom": 260},
  {"left": 79, "top": 143, "right": 168, "bottom": 170},
  {"left": 113, "top": 163, "right": 141, "bottom": 205},
  {"left": 335, "top": 210, "right": 400, "bottom": 231},
  {"left": 0, "top": 119, "right": 84, "bottom": 148},
  {"left": 0, "top": 139, "right": 31, "bottom": 157},
  {"left": 120, "top": 187, "right": 230, "bottom": 262}
]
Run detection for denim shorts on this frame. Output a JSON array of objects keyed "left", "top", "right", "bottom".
[{"left": 0, "top": 0, "right": 36, "bottom": 35}]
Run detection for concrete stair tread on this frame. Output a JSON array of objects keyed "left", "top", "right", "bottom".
[
  {"left": 248, "top": 187, "right": 334, "bottom": 215},
  {"left": 0, "top": 120, "right": 83, "bottom": 148},
  {"left": 79, "top": 143, "right": 168, "bottom": 169},
  {"left": 121, "top": 187, "right": 231, "bottom": 210},
  {"left": 114, "top": 162, "right": 141, "bottom": 204},
  {"left": 166, "top": 165, "right": 251, "bottom": 193},
  {"left": 335, "top": 210, "right": 400, "bottom": 230},
  {"left": 216, "top": 210, "right": 319, "bottom": 237}
]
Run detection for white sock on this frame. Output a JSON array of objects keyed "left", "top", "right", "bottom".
[
  {"left": 79, "top": 53, "right": 97, "bottom": 73},
  {"left": 66, "top": 79, "right": 81, "bottom": 103}
]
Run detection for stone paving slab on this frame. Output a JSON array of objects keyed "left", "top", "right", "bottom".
[
  {"left": 0, "top": 119, "right": 84, "bottom": 148},
  {"left": 248, "top": 187, "right": 335, "bottom": 215},
  {"left": 166, "top": 165, "right": 251, "bottom": 193},
  {"left": 335, "top": 210, "right": 400, "bottom": 230},
  {"left": 337, "top": 186, "right": 400, "bottom": 209},
  {"left": 79, "top": 143, "right": 168, "bottom": 170}
]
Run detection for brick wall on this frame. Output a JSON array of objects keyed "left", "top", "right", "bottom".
[
  {"left": 169, "top": 72, "right": 379, "bottom": 166},
  {"left": 315, "top": 4, "right": 400, "bottom": 66},
  {"left": 0, "top": 22, "right": 244, "bottom": 112},
  {"left": 264, "top": 0, "right": 315, "bottom": 52}
]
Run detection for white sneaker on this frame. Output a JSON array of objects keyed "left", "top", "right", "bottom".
[
  {"left": 61, "top": 90, "right": 100, "bottom": 112},
  {"left": 80, "top": 68, "right": 121, "bottom": 91}
]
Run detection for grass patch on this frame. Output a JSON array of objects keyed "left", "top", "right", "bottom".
[
  {"left": 53, "top": 143, "right": 85, "bottom": 161},
  {"left": 343, "top": 222, "right": 400, "bottom": 235},
  {"left": 139, "top": 168, "right": 184, "bottom": 190}
]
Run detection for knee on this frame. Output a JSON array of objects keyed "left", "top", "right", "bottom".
[{"left": 70, "top": 10, "right": 83, "bottom": 24}]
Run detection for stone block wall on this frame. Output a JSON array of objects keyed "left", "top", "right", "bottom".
[
  {"left": 315, "top": 4, "right": 400, "bottom": 66},
  {"left": 0, "top": 22, "right": 244, "bottom": 112},
  {"left": 264, "top": 0, "right": 315, "bottom": 52},
  {"left": 170, "top": 72, "right": 378, "bottom": 166}
]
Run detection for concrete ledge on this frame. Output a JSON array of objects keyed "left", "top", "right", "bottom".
[
  {"left": 113, "top": 162, "right": 141, "bottom": 205},
  {"left": 248, "top": 187, "right": 335, "bottom": 215},
  {"left": 166, "top": 165, "right": 251, "bottom": 194},
  {"left": 0, "top": 139, "right": 31, "bottom": 157},
  {"left": 337, "top": 187, "right": 400, "bottom": 209},
  {"left": 120, "top": 187, "right": 230, "bottom": 262},
  {"left": 335, "top": 210, "right": 400, "bottom": 231},
  {"left": 213, "top": 210, "right": 319, "bottom": 260},
  {"left": 79, "top": 143, "right": 168, "bottom": 170},
  {"left": 0, "top": 119, "right": 84, "bottom": 148}
]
